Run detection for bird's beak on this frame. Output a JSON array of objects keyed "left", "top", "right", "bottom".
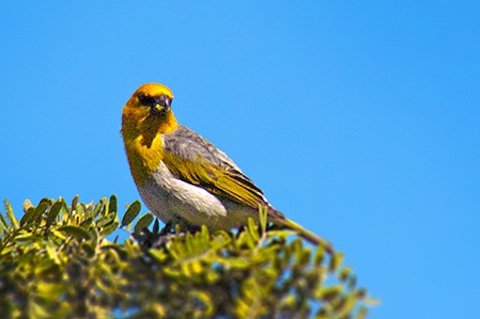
[
  {"left": 151, "top": 98, "right": 171, "bottom": 116},
  {"left": 152, "top": 104, "right": 164, "bottom": 113}
]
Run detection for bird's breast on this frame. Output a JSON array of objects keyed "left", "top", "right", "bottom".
[{"left": 124, "top": 134, "right": 165, "bottom": 187}]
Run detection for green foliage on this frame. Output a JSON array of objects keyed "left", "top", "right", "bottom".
[{"left": 0, "top": 196, "right": 376, "bottom": 318}]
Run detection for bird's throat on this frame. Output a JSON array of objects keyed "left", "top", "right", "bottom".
[{"left": 123, "top": 111, "right": 178, "bottom": 186}]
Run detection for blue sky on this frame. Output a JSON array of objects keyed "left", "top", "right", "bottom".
[{"left": 1, "top": 2, "right": 479, "bottom": 318}]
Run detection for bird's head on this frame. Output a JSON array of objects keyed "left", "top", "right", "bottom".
[{"left": 122, "top": 83, "right": 178, "bottom": 140}]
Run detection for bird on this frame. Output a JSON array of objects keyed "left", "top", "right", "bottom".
[{"left": 121, "top": 83, "right": 333, "bottom": 253}]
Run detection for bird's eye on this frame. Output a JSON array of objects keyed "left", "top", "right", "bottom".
[
  {"left": 137, "top": 93, "right": 172, "bottom": 112},
  {"left": 137, "top": 93, "right": 146, "bottom": 104},
  {"left": 137, "top": 93, "right": 155, "bottom": 107}
]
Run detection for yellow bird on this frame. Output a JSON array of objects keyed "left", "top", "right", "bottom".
[{"left": 121, "top": 83, "right": 332, "bottom": 253}]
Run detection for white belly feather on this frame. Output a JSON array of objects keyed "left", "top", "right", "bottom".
[{"left": 137, "top": 162, "right": 259, "bottom": 230}]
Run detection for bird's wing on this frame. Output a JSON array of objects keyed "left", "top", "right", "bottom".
[
  {"left": 162, "top": 126, "right": 334, "bottom": 253},
  {"left": 162, "top": 125, "right": 268, "bottom": 209}
]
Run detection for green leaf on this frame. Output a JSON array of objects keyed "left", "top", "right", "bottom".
[
  {"left": 97, "top": 212, "right": 117, "bottom": 228},
  {"left": 314, "top": 244, "right": 326, "bottom": 267},
  {"left": 109, "top": 194, "right": 118, "bottom": 214},
  {"left": 329, "top": 251, "right": 344, "bottom": 273},
  {"left": 190, "top": 291, "right": 214, "bottom": 317},
  {"left": 339, "top": 267, "right": 352, "bottom": 282},
  {"left": 99, "top": 221, "right": 119, "bottom": 236},
  {"left": 23, "top": 199, "right": 34, "bottom": 213},
  {"left": 332, "top": 294, "right": 357, "bottom": 317},
  {"left": 80, "top": 242, "right": 96, "bottom": 257},
  {"left": 20, "top": 207, "right": 36, "bottom": 227},
  {"left": 92, "top": 197, "right": 107, "bottom": 217},
  {"left": 29, "top": 301, "right": 50, "bottom": 319},
  {"left": 47, "top": 200, "right": 65, "bottom": 227},
  {"left": 21, "top": 200, "right": 49, "bottom": 226},
  {"left": 149, "top": 248, "right": 167, "bottom": 262},
  {"left": 319, "top": 285, "right": 343, "bottom": 302},
  {"left": 152, "top": 218, "right": 160, "bottom": 234},
  {"left": 45, "top": 243, "right": 62, "bottom": 265},
  {"left": 122, "top": 200, "right": 141, "bottom": 227},
  {"left": 247, "top": 217, "right": 260, "bottom": 242},
  {"left": 32, "top": 201, "right": 50, "bottom": 224},
  {"left": 15, "top": 233, "right": 44, "bottom": 243},
  {"left": 57, "top": 225, "right": 91, "bottom": 240},
  {"left": 226, "top": 257, "right": 251, "bottom": 269},
  {"left": 348, "top": 274, "right": 358, "bottom": 290},
  {"left": 134, "top": 213, "right": 154, "bottom": 233},
  {"left": 36, "top": 282, "right": 65, "bottom": 300},
  {"left": 0, "top": 212, "right": 9, "bottom": 235},
  {"left": 354, "top": 308, "right": 368, "bottom": 319},
  {"left": 71, "top": 194, "right": 79, "bottom": 210},
  {"left": 79, "top": 217, "right": 94, "bottom": 228},
  {"left": 4, "top": 199, "right": 18, "bottom": 229},
  {"left": 258, "top": 205, "right": 268, "bottom": 234}
]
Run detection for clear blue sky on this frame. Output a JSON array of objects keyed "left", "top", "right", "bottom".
[{"left": 1, "top": 2, "right": 479, "bottom": 318}]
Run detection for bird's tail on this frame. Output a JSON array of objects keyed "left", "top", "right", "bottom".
[{"left": 280, "top": 218, "right": 334, "bottom": 254}]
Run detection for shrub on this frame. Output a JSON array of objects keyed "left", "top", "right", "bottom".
[{"left": 0, "top": 196, "right": 375, "bottom": 318}]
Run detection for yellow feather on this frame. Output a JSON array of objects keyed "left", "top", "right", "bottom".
[{"left": 163, "top": 153, "right": 266, "bottom": 209}]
